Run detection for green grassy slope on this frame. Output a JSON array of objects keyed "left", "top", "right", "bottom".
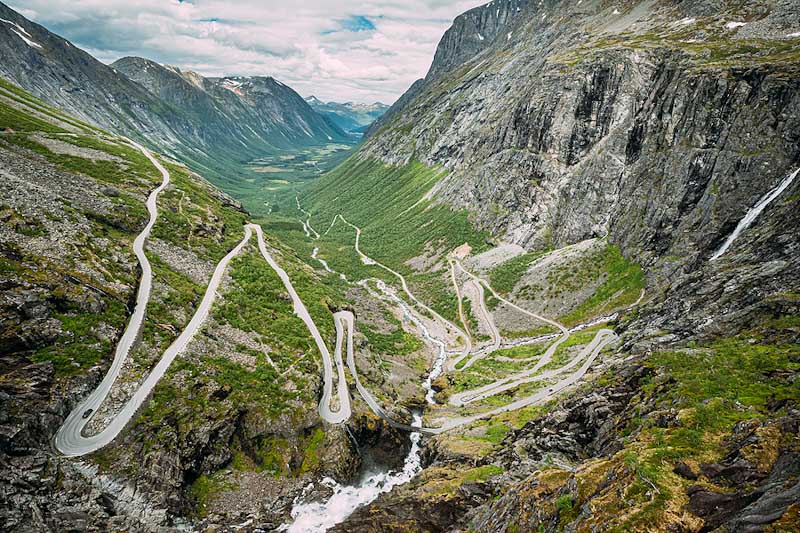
[
  {"left": 303, "top": 157, "right": 488, "bottom": 269},
  {"left": 259, "top": 156, "right": 488, "bottom": 323}
]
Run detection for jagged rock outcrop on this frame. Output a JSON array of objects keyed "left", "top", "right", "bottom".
[
  {"left": 427, "top": 0, "right": 533, "bottom": 80},
  {"left": 338, "top": 355, "right": 800, "bottom": 532},
  {"left": 467, "top": 409, "right": 800, "bottom": 533},
  {"left": 336, "top": 360, "right": 650, "bottom": 532}
]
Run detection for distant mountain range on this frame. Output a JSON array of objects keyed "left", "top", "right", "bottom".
[
  {"left": 0, "top": 2, "right": 350, "bottom": 187},
  {"left": 305, "top": 96, "right": 389, "bottom": 134}
]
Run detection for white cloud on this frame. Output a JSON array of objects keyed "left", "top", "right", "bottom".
[{"left": 10, "top": 0, "right": 482, "bottom": 103}]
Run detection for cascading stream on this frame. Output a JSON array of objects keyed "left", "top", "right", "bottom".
[
  {"left": 281, "top": 214, "right": 455, "bottom": 531},
  {"left": 710, "top": 168, "right": 799, "bottom": 260},
  {"left": 370, "top": 280, "right": 448, "bottom": 404},
  {"left": 281, "top": 414, "right": 423, "bottom": 533},
  {"left": 283, "top": 204, "right": 623, "bottom": 531}
]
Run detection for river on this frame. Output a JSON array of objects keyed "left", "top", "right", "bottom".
[{"left": 282, "top": 414, "right": 423, "bottom": 532}]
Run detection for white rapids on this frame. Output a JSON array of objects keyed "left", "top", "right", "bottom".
[{"left": 282, "top": 414, "right": 423, "bottom": 533}]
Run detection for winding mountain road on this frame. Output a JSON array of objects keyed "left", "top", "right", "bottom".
[
  {"left": 449, "top": 328, "right": 616, "bottom": 407},
  {"left": 57, "top": 155, "right": 629, "bottom": 458},
  {"left": 450, "top": 268, "right": 501, "bottom": 371},
  {"left": 251, "top": 224, "right": 351, "bottom": 424},
  {"left": 293, "top": 206, "right": 621, "bottom": 433},
  {"left": 446, "top": 259, "right": 569, "bottom": 375},
  {"left": 336, "top": 311, "right": 430, "bottom": 434},
  {"left": 296, "top": 194, "right": 320, "bottom": 239},
  {"left": 335, "top": 214, "right": 471, "bottom": 357},
  {"left": 56, "top": 220, "right": 356, "bottom": 457},
  {"left": 471, "top": 280, "right": 501, "bottom": 354},
  {"left": 449, "top": 259, "right": 474, "bottom": 356},
  {"left": 57, "top": 165, "right": 357, "bottom": 457},
  {"left": 55, "top": 143, "right": 249, "bottom": 456},
  {"left": 57, "top": 228, "right": 252, "bottom": 456},
  {"left": 432, "top": 328, "right": 618, "bottom": 432}
]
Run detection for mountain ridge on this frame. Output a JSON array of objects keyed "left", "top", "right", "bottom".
[
  {"left": 304, "top": 95, "right": 389, "bottom": 134},
  {"left": 296, "top": 2, "right": 800, "bottom": 529},
  {"left": 0, "top": 2, "right": 350, "bottom": 188}
]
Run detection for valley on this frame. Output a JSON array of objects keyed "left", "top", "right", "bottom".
[
  {"left": 1, "top": 0, "right": 799, "bottom": 532},
  {"left": 236, "top": 143, "right": 357, "bottom": 217},
  {"left": 0, "top": 76, "right": 646, "bottom": 528}
]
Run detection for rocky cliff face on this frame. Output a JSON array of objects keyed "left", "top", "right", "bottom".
[
  {"left": 315, "top": 1, "right": 800, "bottom": 530},
  {"left": 0, "top": 3, "right": 349, "bottom": 187},
  {"left": 368, "top": 2, "right": 799, "bottom": 240},
  {"left": 364, "top": 0, "right": 533, "bottom": 139},
  {"left": 359, "top": 0, "right": 800, "bottom": 338},
  {"left": 427, "top": 0, "right": 533, "bottom": 80}
]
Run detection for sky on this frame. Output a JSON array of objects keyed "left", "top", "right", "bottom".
[{"left": 10, "top": 0, "right": 483, "bottom": 104}]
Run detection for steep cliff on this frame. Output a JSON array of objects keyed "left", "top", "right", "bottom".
[
  {"left": 427, "top": 0, "right": 533, "bottom": 80},
  {"left": 316, "top": 0, "right": 800, "bottom": 341},
  {"left": 364, "top": 0, "right": 533, "bottom": 139},
  {"left": 302, "top": 1, "right": 800, "bottom": 530}
]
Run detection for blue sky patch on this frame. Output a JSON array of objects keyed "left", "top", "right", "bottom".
[{"left": 324, "top": 15, "right": 376, "bottom": 34}]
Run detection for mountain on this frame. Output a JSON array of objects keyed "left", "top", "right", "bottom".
[
  {"left": 2, "top": 0, "right": 800, "bottom": 531},
  {"left": 0, "top": 2, "right": 349, "bottom": 188},
  {"left": 112, "top": 57, "right": 345, "bottom": 150},
  {"left": 334, "top": 0, "right": 800, "bottom": 264},
  {"left": 304, "top": 95, "right": 389, "bottom": 134},
  {"left": 364, "top": 0, "right": 527, "bottom": 139},
  {"left": 363, "top": 78, "right": 425, "bottom": 138},
  {"left": 295, "top": 1, "right": 800, "bottom": 530},
  {"left": 427, "top": 0, "right": 531, "bottom": 80}
]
